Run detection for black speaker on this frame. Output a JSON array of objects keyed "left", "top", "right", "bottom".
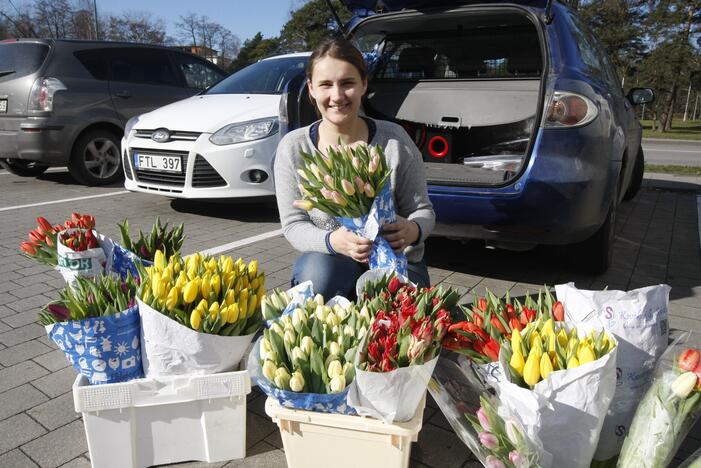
[{"left": 421, "top": 129, "right": 453, "bottom": 163}]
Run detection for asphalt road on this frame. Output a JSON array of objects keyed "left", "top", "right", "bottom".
[{"left": 642, "top": 138, "right": 701, "bottom": 166}]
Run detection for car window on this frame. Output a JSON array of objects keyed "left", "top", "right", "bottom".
[
  {"left": 206, "top": 56, "right": 307, "bottom": 95},
  {"left": 566, "top": 13, "right": 607, "bottom": 82},
  {"left": 74, "top": 49, "right": 109, "bottom": 80},
  {"left": 173, "top": 53, "right": 226, "bottom": 90},
  {"left": 0, "top": 43, "right": 49, "bottom": 80},
  {"left": 108, "top": 48, "right": 178, "bottom": 86},
  {"left": 371, "top": 25, "right": 541, "bottom": 80}
]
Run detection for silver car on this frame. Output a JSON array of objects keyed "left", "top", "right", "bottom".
[{"left": 0, "top": 39, "right": 227, "bottom": 185}]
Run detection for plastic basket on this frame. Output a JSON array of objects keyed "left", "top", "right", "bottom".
[
  {"left": 73, "top": 370, "right": 250, "bottom": 468},
  {"left": 265, "top": 395, "right": 425, "bottom": 468}
]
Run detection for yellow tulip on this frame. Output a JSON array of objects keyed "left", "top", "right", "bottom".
[
  {"left": 540, "top": 353, "right": 554, "bottom": 380},
  {"left": 247, "top": 294, "right": 257, "bottom": 318},
  {"left": 531, "top": 335, "right": 543, "bottom": 358},
  {"left": 190, "top": 309, "right": 202, "bottom": 329},
  {"left": 511, "top": 329, "right": 523, "bottom": 354},
  {"left": 557, "top": 328, "right": 568, "bottom": 348},
  {"left": 151, "top": 271, "right": 162, "bottom": 298},
  {"left": 224, "top": 288, "right": 236, "bottom": 306},
  {"left": 183, "top": 279, "right": 199, "bottom": 304},
  {"left": 548, "top": 332, "right": 557, "bottom": 353},
  {"left": 141, "top": 289, "right": 152, "bottom": 305},
  {"left": 210, "top": 274, "right": 221, "bottom": 297},
  {"left": 248, "top": 260, "right": 258, "bottom": 280},
  {"left": 158, "top": 279, "right": 169, "bottom": 301},
  {"left": 567, "top": 356, "right": 580, "bottom": 369},
  {"left": 577, "top": 344, "right": 597, "bottom": 365},
  {"left": 219, "top": 305, "right": 229, "bottom": 323},
  {"left": 227, "top": 303, "right": 239, "bottom": 323},
  {"left": 523, "top": 349, "right": 541, "bottom": 387},
  {"left": 510, "top": 349, "right": 525, "bottom": 376},
  {"left": 200, "top": 274, "right": 211, "bottom": 298},
  {"left": 165, "top": 287, "right": 179, "bottom": 312},
  {"left": 173, "top": 259, "right": 181, "bottom": 274},
  {"left": 542, "top": 319, "right": 554, "bottom": 337},
  {"left": 529, "top": 331, "right": 541, "bottom": 348},
  {"left": 209, "top": 301, "right": 220, "bottom": 319},
  {"left": 154, "top": 250, "right": 166, "bottom": 270}
]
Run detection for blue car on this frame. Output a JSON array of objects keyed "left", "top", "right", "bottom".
[{"left": 282, "top": 0, "right": 654, "bottom": 273}]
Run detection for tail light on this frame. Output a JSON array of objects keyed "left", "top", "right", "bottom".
[
  {"left": 28, "top": 77, "right": 66, "bottom": 112},
  {"left": 544, "top": 91, "right": 598, "bottom": 128}
]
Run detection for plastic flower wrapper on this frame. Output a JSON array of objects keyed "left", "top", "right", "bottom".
[
  {"left": 20, "top": 213, "right": 96, "bottom": 268},
  {"left": 428, "top": 353, "right": 552, "bottom": 467},
  {"left": 113, "top": 217, "right": 184, "bottom": 279},
  {"left": 618, "top": 331, "right": 701, "bottom": 468},
  {"left": 443, "top": 288, "right": 565, "bottom": 367},
  {"left": 42, "top": 273, "right": 143, "bottom": 384},
  {"left": 260, "top": 280, "right": 314, "bottom": 325},
  {"left": 136, "top": 251, "right": 265, "bottom": 376},
  {"left": 293, "top": 143, "right": 408, "bottom": 276},
  {"left": 555, "top": 283, "right": 670, "bottom": 464},
  {"left": 348, "top": 270, "right": 460, "bottom": 423},
  {"left": 492, "top": 318, "right": 618, "bottom": 468},
  {"left": 248, "top": 293, "right": 371, "bottom": 414}
]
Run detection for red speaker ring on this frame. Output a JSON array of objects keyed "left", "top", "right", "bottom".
[{"left": 428, "top": 135, "right": 449, "bottom": 158}]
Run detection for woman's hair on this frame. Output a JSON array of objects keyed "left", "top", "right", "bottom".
[{"left": 306, "top": 38, "right": 368, "bottom": 82}]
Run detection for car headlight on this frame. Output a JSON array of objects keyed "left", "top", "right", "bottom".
[
  {"left": 209, "top": 118, "right": 279, "bottom": 146},
  {"left": 124, "top": 115, "right": 140, "bottom": 137}
]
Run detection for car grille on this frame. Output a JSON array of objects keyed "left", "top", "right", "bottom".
[
  {"left": 122, "top": 151, "right": 133, "bottom": 180},
  {"left": 134, "top": 129, "right": 202, "bottom": 142},
  {"left": 192, "top": 155, "right": 226, "bottom": 188},
  {"left": 131, "top": 149, "right": 189, "bottom": 187}
]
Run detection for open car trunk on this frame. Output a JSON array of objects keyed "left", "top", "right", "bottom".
[{"left": 350, "top": 7, "right": 545, "bottom": 186}]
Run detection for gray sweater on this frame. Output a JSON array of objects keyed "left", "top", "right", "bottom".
[{"left": 273, "top": 119, "right": 435, "bottom": 264}]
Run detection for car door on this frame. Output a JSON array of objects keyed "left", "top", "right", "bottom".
[
  {"left": 171, "top": 51, "right": 227, "bottom": 91},
  {"left": 107, "top": 47, "right": 194, "bottom": 125}
]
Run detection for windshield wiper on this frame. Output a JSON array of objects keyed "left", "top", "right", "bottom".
[{"left": 0, "top": 70, "right": 16, "bottom": 78}]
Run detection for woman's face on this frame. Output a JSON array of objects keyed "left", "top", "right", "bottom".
[{"left": 308, "top": 56, "right": 367, "bottom": 128}]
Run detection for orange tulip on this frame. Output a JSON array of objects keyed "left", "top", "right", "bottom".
[{"left": 20, "top": 241, "right": 37, "bottom": 255}]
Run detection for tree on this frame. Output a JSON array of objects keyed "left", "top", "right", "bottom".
[
  {"left": 278, "top": 0, "right": 351, "bottom": 52},
  {"left": 175, "top": 13, "right": 240, "bottom": 61},
  {"left": 33, "top": 0, "right": 73, "bottom": 38},
  {"left": 228, "top": 32, "right": 282, "bottom": 72},
  {"left": 103, "top": 11, "right": 168, "bottom": 44}
]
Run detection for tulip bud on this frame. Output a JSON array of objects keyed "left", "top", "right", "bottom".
[
  {"left": 505, "top": 418, "right": 524, "bottom": 446},
  {"left": 297, "top": 168, "right": 310, "bottom": 181},
  {"left": 314, "top": 294, "right": 324, "bottom": 306},
  {"left": 330, "top": 191, "right": 347, "bottom": 207},
  {"left": 509, "top": 451, "right": 526, "bottom": 468},
  {"left": 293, "top": 200, "right": 314, "bottom": 211},
  {"left": 292, "top": 307, "right": 308, "bottom": 328},
  {"left": 315, "top": 304, "right": 328, "bottom": 322},
  {"left": 476, "top": 407, "right": 491, "bottom": 431},
  {"left": 227, "top": 303, "right": 240, "bottom": 323},
  {"left": 343, "top": 324, "right": 355, "bottom": 338},
  {"left": 357, "top": 325, "right": 367, "bottom": 339},
  {"left": 577, "top": 343, "right": 596, "bottom": 365},
  {"left": 327, "top": 360, "right": 343, "bottom": 379},
  {"left": 341, "top": 179, "right": 355, "bottom": 196},
  {"left": 354, "top": 176, "right": 365, "bottom": 191},
  {"left": 289, "top": 371, "right": 305, "bottom": 392},
  {"left": 291, "top": 346, "right": 307, "bottom": 363},
  {"left": 671, "top": 372, "right": 698, "bottom": 399},
  {"left": 567, "top": 356, "right": 580, "bottom": 369},
  {"left": 364, "top": 183, "right": 375, "bottom": 198},
  {"left": 281, "top": 314, "right": 293, "bottom": 329},
  {"left": 270, "top": 322, "right": 284, "bottom": 337},
  {"left": 324, "top": 174, "right": 334, "bottom": 187},
  {"left": 540, "top": 352, "right": 554, "bottom": 380},
  {"left": 310, "top": 163, "right": 323, "bottom": 181},
  {"left": 208, "top": 301, "right": 220, "bottom": 319},
  {"left": 154, "top": 250, "right": 166, "bottom": 270},
  {"left": 523, "top": 349, "right": 541, "bottom": 387},
  {"left": 510, "top": 349, "right": 525, "bottom": 377},
  {"left": 165, "top": 287, "right": 179, "bottom": 312},
  {"left": 329, "top": 341, "right": 341, "bottom": 357},
  {"left": 479, "top": 432, "right": 499, "bottom": 449},
  {"left": 352, "top": 156, "right": 361, "bottom": 170},
  {"left": 262, "top": 360, "right": 277, "bottom": 381},
  {"left": 283, "top": 328, "right": 296, "bottom": 345},
  {"left": 485, "top": 456, "right": 506, "bottom": 468},
  {"left": 329, "top": 374, "right": 346, "bottom": 393},
  {"left": 300, "top": 336, "right": 315, "bottom": 356},
  {"left": 190, "top": 309, "right": 202, "bottom": 330},
  {"left": 274, "top": 367, "right": 291, "bottom": 390},
  {"left": 325, "top": 311, "right": 339, "bottom": 327}
]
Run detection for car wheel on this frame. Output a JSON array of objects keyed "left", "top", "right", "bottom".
[
  {"left": 571, "top": 199, "right": 616, "bottom": 274},
  {"left": 0, "top": 158, "right": 49, "bottom": 177},
  {"left": 623, "top": 147, "right": 644, "bottom": 201},
  {"left": 68, "top": 129, "right": 123, "bottom": 186}
]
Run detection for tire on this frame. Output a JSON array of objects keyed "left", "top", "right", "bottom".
[
  {"left": 570, "top": 199, "right": 616, "bottom": 274},
  {"left": 623, "top": 147, "right": 644, "bottom": 201},
  {"left": 0, "top": 158, "right": 49, "bottom": 177},
  {"left": 68, "top": 129, "right": 123, "bottom": 186}
]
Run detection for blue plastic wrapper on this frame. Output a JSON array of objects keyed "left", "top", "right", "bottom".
[
  {"left": 248, "top": 337, "right": 356, "bottom": 415},
  {"left": 45, "top": 305, "right": 144, "bottom": 385},
  {"left": 109, "top": 242, "right": 153, "bottom": 279},
  {"left": 336, "top": 182, "right": 408, "bottom": 277},
  {"left": 264, "top": 281, "right": 315, "bottom": 329}
]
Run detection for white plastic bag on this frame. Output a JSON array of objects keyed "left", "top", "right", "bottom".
[
  {"left": 555, "top": 282, "right": 670, "bottom": 461},
  {"left": 138, "top": 299, "right": 255, "bottom": 377},
  {"left": 496, "top": 324, "right": 618, "bottom": 468},
  {"left": 56, "top": 228, "right": 109, "bottom": 286}
]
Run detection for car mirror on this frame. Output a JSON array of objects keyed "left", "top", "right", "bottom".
[{"left": 627, "top": 88, "right": 655, "bottom": 105}]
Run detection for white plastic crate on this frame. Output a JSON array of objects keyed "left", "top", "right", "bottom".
[
  {"left": 265, "top": 396, "right": 425, "bottom": 468},
  {"left": 73, "top": 370, "right": 250, "bottom": 468}
]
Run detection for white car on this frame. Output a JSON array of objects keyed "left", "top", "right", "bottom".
[{"left": 122, "top": 52, "right": 310, "bottom": 198}]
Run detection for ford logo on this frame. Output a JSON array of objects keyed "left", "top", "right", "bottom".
[{"left": 151, "top": 128, "right": 171, "bottom": 143}]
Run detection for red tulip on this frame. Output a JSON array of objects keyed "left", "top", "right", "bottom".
[
  {"left": 678, "top": 348, "right": 701, "bottom": 372},
  {"left": 478, "top": 297, "right": 488, "bottom": 312},
  {"left": 553, "top": 301, "right": 565, "bottom": 321},
  {"left": 387, "top": 276, "right": 401, "bottom": 294},
  {"left": 36, "top": 217, "right": 53, "bottom": 233},
  {"left": 29, "top": 230, "right": 45, "bottom": 244},
  {"left": 20, "top": 241, "right": 37, "bottom": 255}
]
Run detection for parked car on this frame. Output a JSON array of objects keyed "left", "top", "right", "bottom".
[
  {"left": 0, "top": 39, "right": 227, "bottom": 185},
  {"left": 122, "top": 52, "right": 310, "bottom": 199},
  {"left": 281, "top": 0, "right": 654, "bottom": 273}
]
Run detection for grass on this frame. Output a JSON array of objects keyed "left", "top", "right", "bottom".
[
  {"left": 641, "top": 119, "right": 701, "bottom": 140},
  {"left": 645, "top": 164, "right": 701, "bottom": 176}
]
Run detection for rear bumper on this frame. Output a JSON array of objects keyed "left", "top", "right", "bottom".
[
  {"left": 429, "top": 128, "right": 619, "bottom": 246},
  {"left": 0, "top": 117, "right": 71, "bottom": 164}
]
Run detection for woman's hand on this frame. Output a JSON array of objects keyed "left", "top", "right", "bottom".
[
  {"left": 330, "top": 228, "right": 373, "bottom": 262},
  {"left": 381, "top": 216, "right": 420, "bottom": 253}
]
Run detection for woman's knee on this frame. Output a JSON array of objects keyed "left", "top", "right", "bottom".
[{"left": 292, "top": 252, "right": 364, "bottom": 298}]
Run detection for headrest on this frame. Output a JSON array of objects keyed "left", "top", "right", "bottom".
[{"left": 397, "top": 47, "right": 436, "bottom": 77}]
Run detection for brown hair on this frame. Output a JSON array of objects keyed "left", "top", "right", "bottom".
[{"left": 306, "top": 38, "right": 368, "bottom": 83}]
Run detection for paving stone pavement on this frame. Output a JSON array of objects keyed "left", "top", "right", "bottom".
[{"left": 0, "top": 169, "right": 699, "bottom": 468}]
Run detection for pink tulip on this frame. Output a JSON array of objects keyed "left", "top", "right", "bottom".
[
  {"left": 485, "top": 456, "right": 506, "bottom": 468},
  {"left": 477, "top": 407, "right": 491, "bottom": 431},
  {"left": 509, "top": 451, "right": 526, "bottom": 468},
  {"left": 479, "top": 432, "right": 499, "bottom": 449}
]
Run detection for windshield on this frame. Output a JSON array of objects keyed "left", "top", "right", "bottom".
[
  {"left": 0, "top": 42, "right": 50, "bottom": 80},
  {"left": 206, "top": 56, "right": 308, "bottom": 95}
]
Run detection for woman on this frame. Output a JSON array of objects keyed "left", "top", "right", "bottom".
[{"left": 274, "top": 38, "right": 434, "bottom": 299}]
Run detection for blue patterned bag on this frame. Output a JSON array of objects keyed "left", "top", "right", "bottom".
[
  {"left": 45, "top": 305, "right": 144, "bottom": 385},
  {"left": 248, "top": 337, "right": 356, "bottom": 415},
  {"left": 109, "top": 242, "right": 153, "bottom": 280},
  {"left": 336, "top": 182, "right": 408, "bottom": 277}
]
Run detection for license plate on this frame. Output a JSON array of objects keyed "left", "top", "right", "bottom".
[
  {"left": 0, "top": 99, "right": 6, "bottom": 113},
  {"left": 133, "top": 152, "right": 181, "bottom": 173}
]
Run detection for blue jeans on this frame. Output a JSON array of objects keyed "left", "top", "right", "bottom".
[{"left": 291, "top": 252, "right": 430, "bottom": 300}]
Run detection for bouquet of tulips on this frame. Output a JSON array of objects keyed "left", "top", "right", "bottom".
[
  {"left": 250, "top": 293, "right": 371, "bottom": 414},
  {"left": 137, "top": 251, "right": 265, "bottom": 376},
  {"left": 293, "top": 144, "right": 407, "bottom": 275},
  {"left": 618, "top": 333, "right": 701, "bottom": 468},
  {"left": 348, "top": 271, "right": 460, "bottom": 422},
  {"left": 491, "top": 318, "right": 618, "bottom": 468},
  {"left": 118, "top": 217, "right": 184, "bottom": 262},
  {"left": 42, "top": 273, "right": 143, "bottom": 384},
  {"left": 20, "top": 213, "right": 96, "bottom": 266},
  {"left": 59, "top": 228, "right": 99, "bottom": 252},
  {"left": 443, "top": 288, "right": 565, "bottom": 365}
]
